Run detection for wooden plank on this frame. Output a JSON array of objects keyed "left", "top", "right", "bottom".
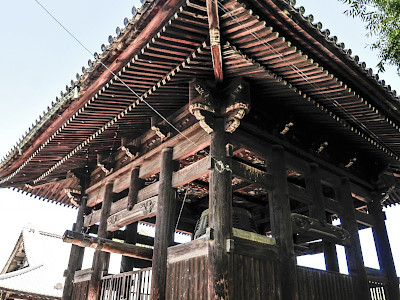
[
  {"left": 167, "top": 237, "right": 208, "bottom": 264},
  {"left": 230, "top": 159, "right": 274, "bottom": 189},
  {"left": 73, "top": 269, "right": 93, "bottom": 283},
  {"left": 151, "top": 147, "right": 176, "bottom": 300},
  {"left": 107, "top": 197, "right": 158, "bottom": 232}
]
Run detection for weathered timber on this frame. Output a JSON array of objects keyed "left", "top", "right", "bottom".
[
  {"left": 291, "top": 213, "right": 350, "bottom": 246},
  {"left": 127, "top": 167, "right": 143, "bottom": 210},
  {"left": 168, "top": 236, "right": 209, "bottom": 264},
  {"left": 336, "top": 178, "right": 371, "bottom": 300},
  {"left": 230, "top": 159, "right": 274, "bottom": 189},
  {"left": 62, "top": 179, "right": 88, "bottom": 300},
  {"left": 208, "top": 117, "right": 233, "bottom": 300},
  {"left": 206, "top": 0, "right": 223, "bottom": 82},
  {"left": 85, "top": 156, "right": 211, "bottom": 228},
  {"left": 88, "top": 181, "right": 113, "bottom": 300},
  {"left": 269, "top": 145, "right": 298, "bottom": 300},
  {"left": 63, "top": 230, "right": 153, "bottom": 260},
  {"left": 368, "top": 195, "right": 400, "bottom": 300},
  {"left": 151, "top": 147, "right": 176, "bottom": 300},
  {"left": 86, "top": 124, "right": 210, "bottom": 206},
  {"left": 305, "top": 163, "right": 339, "bottom": 272},
  {"left": 107, "top": 196, "right": 158, "bottom": 232}
]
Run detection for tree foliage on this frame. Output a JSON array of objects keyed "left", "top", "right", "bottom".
[{"left": 341, "top": 0, "right": 400, "bottom": 73}]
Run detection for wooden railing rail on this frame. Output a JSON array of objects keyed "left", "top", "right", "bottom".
[
  {"left": 99, "top": 268, "right": 152, "bottom": 300},
  {"left": 368, "top": 278, "right": 388, "bottom": 300}
]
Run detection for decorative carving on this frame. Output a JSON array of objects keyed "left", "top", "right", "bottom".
[
  {"left": 189, "top": 78, "right": 251, "bottom": 134},
  {"left": 291, "top": 213, "right": 351, "bottom": 246},
  {"left": 209, "top": 28, "right": 220, "bottom": 46},
  {"left": 120, "top": 145, "right": 138, "bottom": 160},
  {"left": 65, "top": 188, "right": 81, "bottom": 207}
]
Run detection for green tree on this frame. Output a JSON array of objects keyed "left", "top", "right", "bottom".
[{"left": 341, "top": 0, "right": 400, "bottom": 73}]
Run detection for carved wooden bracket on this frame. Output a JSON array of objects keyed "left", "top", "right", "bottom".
[
  {"left": 65, "top": 188, "right": 81, "bottom": 207},
  {"left": 291, "top": 213, "right": 351, "bottom": 246},
  {"left": 189, "top": 78, "right": 251, "bottom": 134}
]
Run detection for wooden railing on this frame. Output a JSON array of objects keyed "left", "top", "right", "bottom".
[{"left": 99, "top": 268, "right": 152, "bottom": 300}]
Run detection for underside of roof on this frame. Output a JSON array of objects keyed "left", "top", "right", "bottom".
[{"left": 2, "top": 0, "right": 400, "bottom": 206}]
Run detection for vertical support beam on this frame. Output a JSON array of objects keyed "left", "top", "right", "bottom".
[
  {"left": 151, "top": 147, "right": 176, "bottom": 300},
  {"left": 269, "top": 145, "right": 298, "bottom": 300},
  {"left": 62, "top": 179, "right": 88, "bottom": 300},
  {"left": 206, "top": 0, "right": 223, "bottom": 83},
  {"left": 88, "top": 181, "right": 114, "bottom": 300},
  {"left": 208, "top": 117, "right": 232, "bottom": 299},
  {"left": 305, "top": 163, "right": 339, "bottom": 272},
  {"left": 368, "top": 195, "right": 400, "bottom": 300},
  {"left": 336, "top": 177, "right": 370, "bottom": 300}
]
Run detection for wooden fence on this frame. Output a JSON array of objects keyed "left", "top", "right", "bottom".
[
  {"left": 99, "top": 268, "right": 152, "bottom": 300},
  {"left": 369, "top": 279, "right": 387, "bottom": 300}
]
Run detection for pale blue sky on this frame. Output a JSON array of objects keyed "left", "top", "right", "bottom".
[{"left": 0, "top": 0, "right": 400, "bottom": 275}]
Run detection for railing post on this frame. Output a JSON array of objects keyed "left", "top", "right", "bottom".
[
  {"left": 88, "top": 180, "right": 114, "bottom": 300},
  {"left": 150, "top": 147, "right": 176, "bottom": 300},
  {"left": 368, "top": 194, "right": 400, "bottom": 300},
  {"left": 336, "top": 177, "right": 371, "bottom": 299},
  {"left": 270, "top": 145, "right": 298, "bottom": 300}
]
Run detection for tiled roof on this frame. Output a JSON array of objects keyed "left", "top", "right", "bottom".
[{"left": 0, "top": 227, "right": 71, "bottom": 299}]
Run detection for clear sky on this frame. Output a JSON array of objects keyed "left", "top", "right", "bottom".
[{"left": 0, "top": 0, "right": 400, "bottom": 275}]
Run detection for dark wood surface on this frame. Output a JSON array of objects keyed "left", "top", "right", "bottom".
[{"left": 151, "top": 147, "right": 176, "bottom": 300}]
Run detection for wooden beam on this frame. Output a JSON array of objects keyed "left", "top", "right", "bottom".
[
  {"left": 107, "top": 197, "right": 158, "bottom": 232},
  {"left": 208, "top": 117, "right": 232, "bottom": 299},
  {"left": 127, "top": 167, "right": 143, "bottom": 210},
  {"left": 336, "top": 178, "right": 371, "bottom": 300},
  {"left": 151, "top": 147, "right": 176, "bottom": 300},
  {"left": 63, "top": 230, "right": 153, "bottom": 261},
  {"left": 305, "top": 163, "right": 339, "bottom": 272},
  {"left": 62, "top": 178, "right": 88, "bottom": 300},
  {"left": 230, "top": 159, "right": 274, "bottom": 189},
  {"left": 206, "top": 0, "right": 223, "bottom": 82},
  {"left": 269, "top": 145, "right": 298, "bottom": 300},
  {"left": 88, "top": 181, "right": 114, "bottom": 300}
]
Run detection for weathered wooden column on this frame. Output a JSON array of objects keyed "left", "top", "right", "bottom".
[
  {"left": 87, "top": 180, "right": 114, "bottom": 300},
  {"left": 151, "top": 147, "right": 176, "bottom": 300},
  {"left": 368, "top": 195, "right": 400, "bottom": 300},
  {"left": 269, "top": 145, "right": 298, "bottom": 300},
  {"left": 62, "top": 180, "right": 88, "bottom": 300},
  {"left": 208, "top": 117, "right": 233, "bottom": 299},
  {"left": 305, "top": 163, "right": 339, "bottom": 272},
  {"left": 336, "top": 177, "right": 371, "bottom": 299}
]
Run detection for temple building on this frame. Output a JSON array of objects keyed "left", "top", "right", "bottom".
[{"left": 0, "top": 0, "right": 399, "bottom": 299}]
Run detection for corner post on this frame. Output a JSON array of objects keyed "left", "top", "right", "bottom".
[
  {"left": 336, "top": 177, "right": 370, "bottom": 299},
  {"left": 208, "top": 117, "right": 233, "bottom": 300},
  {"left": 269, "top": 145, "right": 298, "bottom": 300},
  {"left": 62, "top": 179, "right": 88, "bottom": 300},
  {"left": 368, "top": 195, "right": 400, "bottom": 300},
  {"left": 151, "top": 147, "right": 176, "bottom": 300},
  {"left": 87, "top": 180, "right": 114, "bottom": 300},
  {"left": 305, "top": 163, "right": 339, "bottom": 272}
]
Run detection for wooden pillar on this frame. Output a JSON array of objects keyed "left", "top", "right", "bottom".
[
  {"left": 150, "top": 147, "right": 176, "bottom": 300},
  {"left": 336, "top": 177, "right": 371, "bottom": 299},
  {"left": 208, "top": 117, "right": 232, "bottom": 300},
  {"left": 62, "top": 180, "right": 88, "bottom": 300},
  {"left": 269, "top": 145, "right": 298, "bottom": 300},
  {"left": 87, "top": 181, "right": 114, "bottom": 300},
  {"left": 305, "top": 163, "right": 339, "bottom": 272},
  {"left": 368, "top": 195, "right": 400, "bottom": 300}
]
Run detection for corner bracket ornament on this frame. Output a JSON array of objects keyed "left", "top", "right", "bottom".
[
  {"left": 189, "top": 78, "right": 251, "bottom": 134},
  {"left": 64, "top": 188, "right": 81, "bottom": 207}
]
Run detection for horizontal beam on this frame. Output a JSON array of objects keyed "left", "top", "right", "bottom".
[
  {"left": 230, "top": 159, "right": 274, "bottom": 189},
  {"left": 62, "top": 230, "right": 153, "bottom": 260}
]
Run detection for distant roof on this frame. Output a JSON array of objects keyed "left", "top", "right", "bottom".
[{"left": 0, "top": 227, "right": 71, "bottom": 299}]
